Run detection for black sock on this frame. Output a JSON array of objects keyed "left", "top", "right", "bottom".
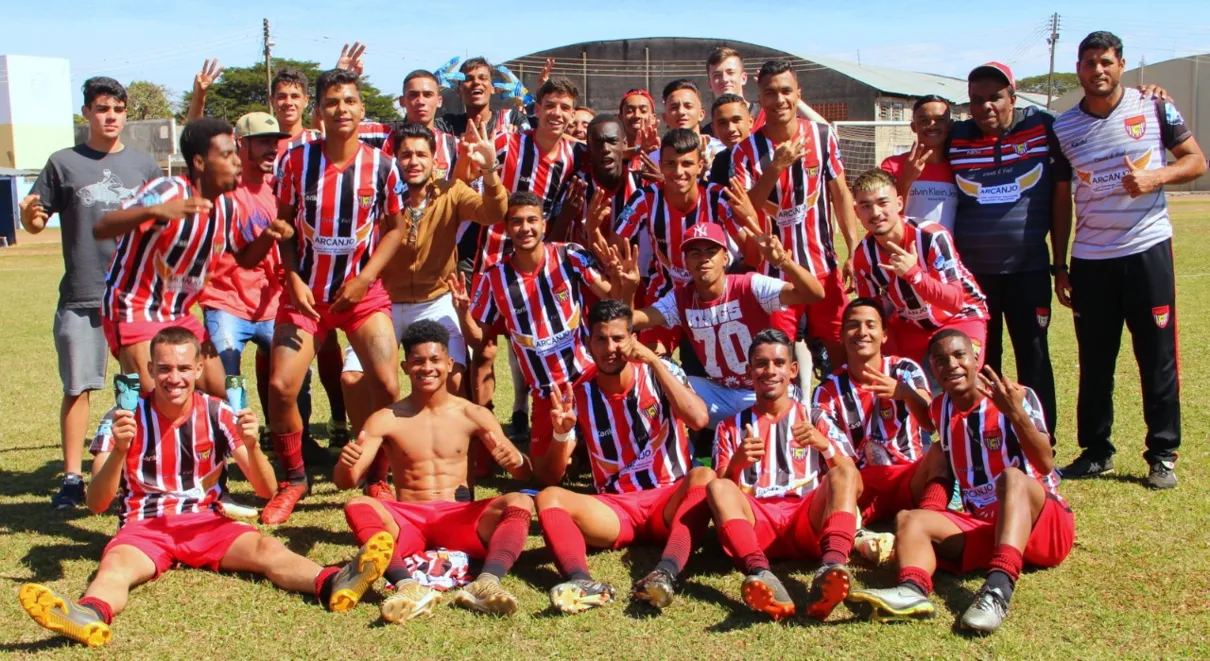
[
  {"left": 900, "top": 581, "right": 927, "bottom": 597},
  {"left": 985, "top": 570, "right": 1015, "bottom": 603},
  {"left": 568, "top": 570, "right": 592, "bottom": 582},
  {"left": 383, "top": 568, "right": 410, "bottom": 586},
  {"left": 653, "top": 558, "right": 679, "bottom": 578}
]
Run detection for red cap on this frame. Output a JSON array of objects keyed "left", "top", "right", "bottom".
[
  {"left": 968, "top": 61, "right": 1016, "bottom": 90},
  {"left": 619, "top": 88, "right": 656, "bottom": 113},
  {"left": 681, "top": 223, "right": 729, "bottom": 251}
]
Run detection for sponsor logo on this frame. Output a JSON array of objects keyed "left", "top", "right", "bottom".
[
  {"left": 900, "top": 307, "right": 931, "bottom": 321},
  {"left": 932, "top": 253, "right": 945, "bottom": 270},
  {"left": 955, "top": 162, "right": 1044, "bottom": 205},
  {"left": 1075, "top": 151, "right": 1153, "bottom": 198},
  {"left": 1153, "top": 305, "right": 1171, "bottom": 328},
  {"left": 775, "top": 200, "right": 815, "bottom": 227},
  {"left": 1036, "top": 307, "right": 1050, "bottom": 329},
  {"left": 983, "top": 429, "right": 1003, "bottom": 451},
  {"left": 963, "top": 482, "right": 997, "bottom": 510},
  {"left": 1124, "top": 114, "right": 1146, "bottom": 140},
  {"left": 311, "top": 235, "right": 359, "bottom": 256}
]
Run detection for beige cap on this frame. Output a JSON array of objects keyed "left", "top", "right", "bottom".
[{"left": 234, "top": 112, "right": 288, "bottom": 139}]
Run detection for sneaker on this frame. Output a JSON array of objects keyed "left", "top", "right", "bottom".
[
  {"left": 846, "top": 585, "right": 936, "bottom": 623},
  {"left": 1146, "top": 460, "right": 1177, "bottom": 490},
  {"left": 365, "top": 480, "right": 394, "bottom": 501},
  {"left": 51, "top": 474, "right": 85, "bottom": 510},
  {"left": 1059, "top": 453, "right": 1114, "bottom": 479},
  {"left": 804, "top": 564, "right": 852, "bottom": 621},
  {"left": 217, "top": 494, "right": 259, "bottom": 520},
  {"left": 959, "top": 584, "right": 1010, "bottom": 634},
  {"left": 329, "top": 423, "right": 350, "bottom": 449},
  {"left": 260, "top": 481, "right": 309, "bottom": 525},
  {"left": 381, "top": 579, "right": 443, "bottom": 623},
  {"left": 741, "top": 569, "right": 796, "bottom": 621},
  {"left": 327, "top": 531, "right": 395, "bottom": 612},
  {"left": 509, "top": 410, "right": 530, "bottom": 445},
  {"left": 549, "top": 578, "right": 616, "bottom": 614},
  {"left": 632, "top": 568, "right": 676, "bottom": 609},
  {"left": 854, "top": 529, "right": 895, "bottom": 565},
  {"left": 18, "top": 583, "right": 111, "bottom": 647},
  {"left": 454, "top": 575, "right": 518, "bottom": 616}
]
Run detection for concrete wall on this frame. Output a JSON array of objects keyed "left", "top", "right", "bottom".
[{"left": 0, "top": 55, "right": 74, "bottom": 170}]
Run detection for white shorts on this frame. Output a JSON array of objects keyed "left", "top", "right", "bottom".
[
  {"left": 342, "top": 293, "right": 467, "bottom": 373},
  {"left": 688, "top": 375, "right": 803, "bottom": 429}
]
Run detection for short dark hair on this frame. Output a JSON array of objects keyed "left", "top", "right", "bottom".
[
  {"left": 507, "top": 190, "right": 544, "bottom": 212},
  {"left": 748, "top": 328, "right": 794, "bottom": 362},
  {"left": 537, "top": 77, "right": 579, "bottom": 105},
  {"left": 315, "top": 68, "right": 360, "bottom": 100},
  {"left": 588, "top": 299, "right": 633, "bottom": 333},
  {"left": 149, "top": 325, "right": 201, "bottom": 360},
  {"left": 711, "top": 93, "right": 748, "bottom": 115},
  {"left": 661, "top": 78, "right": 700, "bottom": 102},
  {"left": 1078, "top": 31, "right": 1124, "bottom": 61},
  {"left": 707, "top": 47, "right": 744, "bottom": 69},
  {"left": 271, "top": 67, "right": 309, "bottom": 96},
  {"left": 391, "top": 122, "right": 436, "bottom": 152},
  {"left": 843, "top": 297, "right": 886, "bottom": 327},
  {"left": 587, "top": 113, "right": 622, "bottom": 134},
  {"left": 180, "top": 117, "right": 233, "bottom": 177},
  {"left": 460, "top": 57, "right": 492, "bottom": 75},
  {"left": 913, "top": 94, "right": 950, "bottom": 114},
  {"left": 402, "top": 320, "right": 450, "bottom": 354},
  {"left": 82, "top": 77, "right": 127, "bottom": 107},
  {"left": 928, "top": 328, "right": 971, "bottom": 356},
  {"left": 661, "top": 128, "right": 701, "bottom": 157},
  {"left": 757, "top": 60, "right": 795, "bottom": 84},
  {"left": 403, "top": 69, "right": 439, "bottom": 90}
]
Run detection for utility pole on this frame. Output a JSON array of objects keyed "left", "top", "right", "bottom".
[
  {"left": 263, "top": 19, "right": 273, "bottom": 111},
  {"left": 1045, "top": 13, "right": 1060, "bottom": 109}
]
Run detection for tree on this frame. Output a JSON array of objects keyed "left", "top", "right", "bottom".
[
  {"left": 73, "top": 114, "right": 87, "bottom": 125},
  {"left": 179, "top": 57, "right": 400, "bottom": 124},
  {"left": 126, "top": 81, "right": 175, "bottom": 120},
  {"left": 1016, "top": 73, "right": 1081, "bottom": 98}
]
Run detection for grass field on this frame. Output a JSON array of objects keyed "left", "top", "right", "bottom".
[{"left": 2, "top": 199, "right": 1209, "bottom": 660}]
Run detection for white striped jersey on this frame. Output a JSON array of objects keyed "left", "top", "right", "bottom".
[{"left": 812, "top": 356, "right": 930, "bottom": 468}]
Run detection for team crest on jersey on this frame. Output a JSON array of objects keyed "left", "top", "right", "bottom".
[
  {"left": 644, "top": 403, "right": 659, "bottom": 418},
  {"left": 879, "top": 401, "right": 895, "bottom": 420},
  {"left": 1153, "top": 305, "right": 1171, "bottom": 328},
  {"left": 805, "top": 166, "right": 819, "bottom": 177},
  {"left": 1036, "top": 307, "right": 1050, "bottom": 329},
  {"left": 984, "top": 429, "right": 1003, "bottom": 451},
  {"left": 1013, "top": 142, "right": 1028, "bottom": 156},
  {"left": 357, "top": 187, "right": 374, "bottom": 209},
  {"left": 792, "top": 446, "right": 808, "bottom": 460},
  {"left": 554, "top": 286, "right": 570, "bottom": 303},
  {"left": 1124, "top": 115, "right": 1146, "bottom": 140}
]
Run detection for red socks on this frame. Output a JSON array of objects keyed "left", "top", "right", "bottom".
[
  {"left": 718, "top": 519, "right": 769, "bottom": 575},
  {"left": 272, "top": 431, "right": 305, "bottom": 483},
  {"left": 345, "top": 502, "right": 408, "bottom": 584},
  {"left": 819, "top": 511, "right": 856, "bottom": 566},
  {"left": 77, "top": 597, "right": 113, "bottom": 625},
  {"left": 989, "top": 544, "right": 1024, "bottom": 583},
  {"left": 538, "top": 508, "right": 591, "bottom": 581},
  {"left": 656, "top": 486, "right": 710, "bottom": 577},
  {"left": 314, "top": 566, "right": 341, "bottom": 600},
  {"left": 917, "top": 477, "right": 953, "bottom": 512},
  {"left": 897, "top": 566, "right": 934, "bottom": 596},
  {"left": 481, "top": 506, "right": 532, "bottom": 578}
]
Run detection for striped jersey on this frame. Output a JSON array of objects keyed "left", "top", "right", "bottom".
[
  {"left": 470, "top": 242, "right": 602, "bottom": 396},
  {"left": 730, "top": 119, "right": 846, "bottom": 278},
  {"left": 103, "top": 177, "right": 236, "bottom": 324},
  {"left": 1052, "top": 91, "right": 1193, "bottom": 260},
  {"left": 652, "top": 272, "right": 786, "bottom": 389},
  {"left": 852, "top": 218, "right": 987, "bottom": 330},
  {"left": 932, "top": 388, "right": 1066, "bottom": 521},
  {"left": 574, "top": 359, "right": 691, "bottom": 494},
  {"left": 811, "top": 356, "right": 929, "bottom": 468},
  {"left": 715, "top": 401, "right": 852, "bottom": 499},
  {"left": 576, "top": 170, "right": 644, "bottom": 241},
  {"left": 275, "top": 140, "right": 404, "bottom": 304},
  {"left": 90, "top": 392, "right": 244, "bottom": 527}
]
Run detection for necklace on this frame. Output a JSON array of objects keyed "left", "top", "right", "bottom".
[{"left": 405, "top": 188, "right": 433, "bottom": 245}]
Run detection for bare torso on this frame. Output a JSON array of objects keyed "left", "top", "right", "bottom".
[{"left": 375, "top": 395, "right": 486, "bottom": 503}]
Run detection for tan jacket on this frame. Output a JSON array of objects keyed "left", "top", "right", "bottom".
[{"left": 381, "top": 178, "right": 507, "bottom": 303}]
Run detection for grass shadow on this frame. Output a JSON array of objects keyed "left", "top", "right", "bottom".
[
  {"left": 507, "top": 547, "right": 562, "bottom": 593},
  {"left": 1094, "top": 472, "right": 1151, "bottom": 488},
  {"left": 932, "top": 570, "right": 979, "bottom": 619},
  {"left": 0, "top": 638, "right": 78, "bottom": 653},
  {"left": 0, "top": 460, "right": 69, "bottom": 498},
  {"left": 273, "top": 524, "right": 358, "bottom": 557},
  {"left": 0, "top": 501, "right": 112, "bottom": 582}
]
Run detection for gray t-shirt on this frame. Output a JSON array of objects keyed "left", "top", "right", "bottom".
[{"left": 32, "top": 144, "right": 161, "bottom": 308}]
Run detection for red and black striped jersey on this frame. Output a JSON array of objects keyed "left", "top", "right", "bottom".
[
  {"left": 731, "top": 119, "right": 845, "bottom": 278},
  {"left": 90, "top": 392, "right": 244, "bottom": 527},
  {"left": 614, "top": 182, "right": 742, "bottom": 299},
  {"left": 573, "top": 359, "right": 692, "bottom": 494},
  {"left": 932, "top": 388, "right": 1066, "bottom": 521},
  {"left": 568, "top": 169, "right": 645, "bottom": 243},
  {"left": 274, "top": 123, "right": 404, "bottom": 177},
  {"left": 715, "top": 400, "right": 852, "bottom": 499},
  {"left": 812, "top": 356, "right": 929, "bottom": 468},
  {"left": 275, "top": 140, "right": 403, "bottom": 304},
  {"left": 470, "top": 242, "right": 602, "bottom": 396},
  {"left": 853, "top": 218, "right": 987, "bottom": 331},
  {"left": 103, "top": 177, "right": 237, "bottom": 324}
]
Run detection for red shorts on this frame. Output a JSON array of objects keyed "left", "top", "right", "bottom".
[
  {"left": 858, "top": 462, "right": 920, "bottom": 524},
  {"left": 102, "top": 314, "right": 208, "bottom": 359},
  {"left": 383, "top": 499, "right": 493, "bottom": 559},
  {"left": 939, "top": 495, "right": 1075, "bottom": 574},
  {"left": 104, "top": 511, "right": 257, "bottom": 578},
  {"left": 731, "top": 492, "right": 821, "bottom": 561},
  {"left": 802, "top": 269, "right": 848, "bottom": 344},
  {"left": 275, "top": 280, "right": 391, "bottom": 340},
  {"left": 888, "top": 316, "right": 988, "bottom": 367},
  {"left": 596, "top": 486, "right": 677, "bottom": 549}
]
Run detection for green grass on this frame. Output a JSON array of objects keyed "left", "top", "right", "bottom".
[{"left": 2, "top": 200, "right": 1209, "bottom": 659}]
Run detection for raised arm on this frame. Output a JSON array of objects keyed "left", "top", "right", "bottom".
[
  {"left": 226, "top": 409, "right": 276, "bottom": 499},
  {"left": 185, "top": 59, "right": 224, "bottom": 121},
  {"left": 85, "top": 410, "right": 134, "bottom": 514},
  {"left": 625, "top": 339, "right": 709, "bottom": 430},
  {"left": 979, "top": 366, "right": 1054, "bottom": 474},
  {"left": 94, "top": 196, "right": 212, "bottom": 240},
  {"left": 334, "top": 411, "right": 389, "bottom": 489}
]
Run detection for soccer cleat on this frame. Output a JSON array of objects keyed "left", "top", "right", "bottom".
[
  {"left": 1059, "top": 453, "right": 1114, "bottom": 479},
  {"left": 549, "top": 579, "right": 616, "bottom": 614},
  {"left": 365, "top": 480, "right": 395, "bottom": 501},
  {"left": 381, "top": 579, "right": 443, "bottom": 623},
  {"left": 261, "top": 481, "right": 309, "bottom": 525},
  {"left": 217, "top": 494, "right": 259, "bottom": 521},
  {"left": 804, "top": 564, "right": 852, "bottom": 621},
  {"left": 854, "top": 529, "right": 895, "bottom": 565},
  {"left": 1146, "top": 460, "right": 1177, "bottom": 490},
  {"left": 327, "top": 531, "right": 394, "bottom": 613},
  {"left": 846, "top": 585, "right": 936, "bottom": 623},
  {"left": 18, "top": 584, "right": 111, "bottom": 647},
  {"left": 632, "top": 568, "right": 676, "bottom": 609},
  {"left": 51, "top": 474, "right": 86, "bottom": 510},
  {"left": 959, "top": 584, "right": 1010, "bottom": 634},
  {"left": 741, "top": 570, "right": 796, "bottom": 621},
  {"left": 454, "top": 575, "right": 518, "bottom": 616}
]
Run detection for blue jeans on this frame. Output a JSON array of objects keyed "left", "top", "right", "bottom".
[{"left": 203, "top": 308, "right": 312, "bottom": 427}]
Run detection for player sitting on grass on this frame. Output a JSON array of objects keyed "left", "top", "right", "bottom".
[
  {"left": 17, "top": 327, "right": 392, "bottom": 648},
  {"left": 334, "top": 320, "right": 534, "bottom": 623},
  {"left": 845, "top": 329, "right": 1074, "bottom": 634}
]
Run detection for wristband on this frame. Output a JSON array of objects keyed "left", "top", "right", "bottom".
[
  {"left": 480, "top": 163, "right": 498, "bottom": 174},
  {"left": 553, "top": 428, "right": 574, "bottom": 443},
  {"left": 820, "top": 443, "right": 836, "bottom": 460}
]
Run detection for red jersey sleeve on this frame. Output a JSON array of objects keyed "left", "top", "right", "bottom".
[
  {"left": 713, "top": 418, "right": 739, "bottom": 471},
  {"left": 730, "top": 144, "right": 756, "bottom": 189},
  {"left": 902, "top": 229, "right": 966, "bottom": 313},
  {"left": 613, "top": 188, "right": 650, "bottom": 241},
  {"left": 276, "top": 150, "right": 300, "bottom": 210},
  {"left": 566, "top": 244, "right": 603, "bottom": 287},
  {"left": 823, "top": 127, "right": 845, "bottom": 182},
  {"left": 381, "top": 158, "right": 404, "bottom": 217},
  {"left": 879, "top": 153, "right": 903, "bottom": 177},
  {"left": 470, "top": 269, "right": 499, "bottom": 327}
]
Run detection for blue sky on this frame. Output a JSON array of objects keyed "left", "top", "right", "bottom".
[{"left": 7, "top": 0, "right": 1208, "bottom": 109}]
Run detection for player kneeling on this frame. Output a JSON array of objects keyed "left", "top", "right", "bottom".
[
  {"left": 335, "top": 320, "right": 534, "bottom": 623},
  {"left": 846, "top": 330, "right": 1074, "bottom": 634},
  {"left": 18, "top": 327, "right": 391, "bottom": 647},
  {"left": 708, "top": 329, "right": 862, "bottom": 622}
]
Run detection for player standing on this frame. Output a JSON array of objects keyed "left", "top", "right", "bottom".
[{"left": 879, "top": 96, "right": 958, "bottom": 232}]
